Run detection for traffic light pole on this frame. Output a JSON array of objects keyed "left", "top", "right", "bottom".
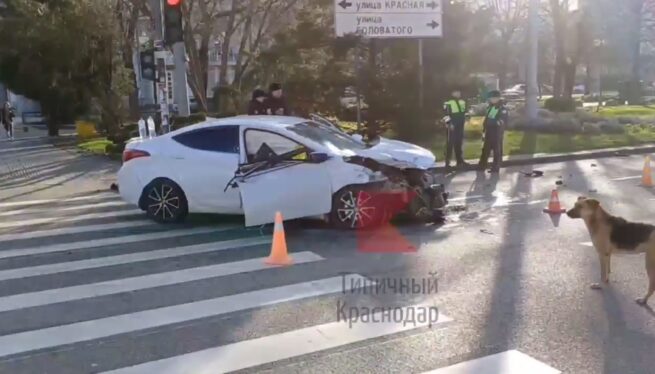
[{"left": 173, "top": 41, "right": 190, "bottom": 117}]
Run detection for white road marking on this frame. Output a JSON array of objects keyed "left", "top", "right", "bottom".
[
  {"left": 421, "top": 350, "right": 561, "bottom": 374},
  {"left": 0, "top": 144, "right": 54, "bottom": 154},
  {"left": 0, "top": 220, "right": 154, "bottom": 242},
  {"left": 0, "top": 237, "right": 271, "bottom": 281},
  {"left": 610, "top": 175, "right": 641, "bottom": 181},
  {"left": 0, "top": 200, "right": 128, "bottom": 217},
  {"left": 0, "top": 193, "right": 117, "bottom": 209},
  {"left": 0, "top": 209, "right": 143, "bottom": 230},
  {"left": 102, "top": 302, "right": 451, "bottom": 374},
  {"left": 0, "top": 226, "right": 228, "bottom": 259},
  {"left": 0, "top": 251, "right": 323, "bottom": 312},
  {"left": 0, "top": 274, "right": 366, "bottom": 358}
]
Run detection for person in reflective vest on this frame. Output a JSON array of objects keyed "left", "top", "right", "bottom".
[
  {"left": 442, "top": 89, "right": 468, "bottom": 170},
  {"left": 478, "top": 90, "right": 509, "bottom": 173}
]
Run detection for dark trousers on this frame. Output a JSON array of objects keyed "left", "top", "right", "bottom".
[
  {"left": 445, "top": 122, "right": 465, "bottom": 166},
  {"left": 478, "top": 125, "right": 503, "bottom": 170}
]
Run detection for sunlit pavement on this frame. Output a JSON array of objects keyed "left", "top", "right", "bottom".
[{"left": 0, "top": 142, "right": 653, "bottom": 373}]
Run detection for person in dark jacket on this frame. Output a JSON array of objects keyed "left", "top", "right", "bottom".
[
  {"left": 478, "top": 90, "right": 509, "bottom": 173},
  {"left": 266, "top": 83, "right": 290, "bottom": 115},
  {"left": 247, "top": 89, "right": 270, "bottom": 115},
  {"left": 1, "top": 101, "right": 14, "bottom": 140}
]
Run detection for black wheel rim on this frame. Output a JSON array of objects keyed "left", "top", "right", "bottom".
[
  {"left": 336, "top": 190, "right": 376, "bottom": 228},
  {"left": 147, "top": 184, "right": 180, "bottom": 220}
]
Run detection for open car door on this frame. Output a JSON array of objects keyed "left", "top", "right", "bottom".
[{"left": 236, "top": 129, "right": 333, "bottom": 227}]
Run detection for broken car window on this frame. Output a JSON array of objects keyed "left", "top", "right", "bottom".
[
  {"left": 245, "top": 129, "right": 307, "bottom": 162},
  {"left": 287, "top": 121, "right": 367, "bottom": 152}
]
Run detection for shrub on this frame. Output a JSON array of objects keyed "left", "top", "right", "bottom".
[
  {"left": 104, "top": 142, "right": 125, "bottom": 154},
  {"left": 544, "top": 97, "right": 576, "bottom": 112}
]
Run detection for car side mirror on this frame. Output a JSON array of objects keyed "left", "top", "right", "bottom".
[{"left": 309, "top": 152, "right": 329, "bottom": 163}]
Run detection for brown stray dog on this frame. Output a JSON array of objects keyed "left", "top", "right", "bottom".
[{"left": 566, "top": 197, "right": 655, "bottom": 306}]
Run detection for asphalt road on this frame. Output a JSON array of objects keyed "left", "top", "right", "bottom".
[{"left": 0, "top": 137, "right": 654, "bottom": 374}]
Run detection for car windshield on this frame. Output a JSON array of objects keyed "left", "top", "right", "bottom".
[{"left": 286, "top": 121, "right": 368, "bottom": 151}]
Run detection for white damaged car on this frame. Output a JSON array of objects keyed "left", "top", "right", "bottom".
[{"left": 117, "top": 116, "right": 448, "bottom": 229}]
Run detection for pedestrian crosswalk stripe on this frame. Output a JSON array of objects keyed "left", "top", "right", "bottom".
[
  {"left": 0, "top": 144, "right": 54, "bottom": 154},
  {"left": 0, "top": 226, "right": 230, "bottom": 259},
  {"left": 0, "top": 193, "right": 118, "bottom": 209},
  {"left": 102, "top": 302, "right": 452, "bottom": 374},
  {"left": 0, "top": 200, "right": 128, "bottom": 217},
  {"left": 0, "top": 251, "right": 323, "bottom": 312},
  {"left": 0, "top": 274, "right": 366, "bottom": 358},
  {"left": 0, "top": 237, "right": 271, "bottom": 281},
  {"left": 420, "top": 350, "right": 561, "bottom": 374},
  {"left": 0, "top": 220, "right": 155, "bottom": 242},
  {"left": 0, "top": 209, "right": 143, "bottom": 230}
]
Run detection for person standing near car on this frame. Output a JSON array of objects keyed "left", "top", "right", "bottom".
[
  {"left": 477, "top": 90, "right": 509, "bottom": 173},
  {"left": 443, "top": 88, "right": 469, "bottom": 170},
  {"left": 267, "top": 83, "right": 290, "bottom": 116},
  {"left": 247, "top": 89, "right": 271, "bottom": 115},
  {"left": 1, "top": 101, "right": 14, "bottom": 140}
]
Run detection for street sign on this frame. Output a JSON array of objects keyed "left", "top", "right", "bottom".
[{"left": 335, "top": 0, "right": 442, "bottom": 38}]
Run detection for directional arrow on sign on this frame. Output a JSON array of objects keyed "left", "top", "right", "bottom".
[
  {"left": 427, "top": 20, "right": 439, "bottom": 29},
  {"left": 338, "top": 0, "right": 352, "bottom": 9},
  {"left": 427, "top": 1, "right": 439, "bottom": 10}
]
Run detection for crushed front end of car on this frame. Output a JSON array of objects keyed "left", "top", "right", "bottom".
[{"left": 343, "top": 155, "right": 448, "bottom": 224}]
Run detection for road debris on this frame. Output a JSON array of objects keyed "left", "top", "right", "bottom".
[
  {"left": 520, "top": 170, "right": 544, "bottom": 178},
  {"left": 480, "top": 229, "right": 494, "bottom": 235}
]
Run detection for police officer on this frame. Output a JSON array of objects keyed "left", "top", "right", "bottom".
[
  {"left": 443, "top": 88, "right": 468, "bottom": 170},
  {"left": 478, "top": 90, "right": 509, "bottom": 173}
]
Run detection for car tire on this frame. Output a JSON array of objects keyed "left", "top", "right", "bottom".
[
  {"left": 330, "top": 187, "right": 384, "bottom": 230},
  {"left": 142, "top": 178, "right": 188, "bottom": 223}
]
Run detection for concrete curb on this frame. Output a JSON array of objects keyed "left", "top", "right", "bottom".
[{"left": 433, "top": 144, "right": 655, "bottom": 172}]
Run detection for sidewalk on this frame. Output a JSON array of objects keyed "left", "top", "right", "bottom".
[
  {"left": 0, "top": 119, "right": 76, "bottom": 145},
  {"left": 435, "top": 144, "right": 655, "bottom": 172}
]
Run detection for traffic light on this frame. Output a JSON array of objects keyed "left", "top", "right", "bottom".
[
  {"left": 163, "top": 0, "right": 183, "bottom": 45},
  {"left": 139, "top": 49, "right": 155, "bottom": 81}
]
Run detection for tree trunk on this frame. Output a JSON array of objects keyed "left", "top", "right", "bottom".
[
  {"left": 219, "top": 0, "right": 238, "bottom": 87},
  {"left": 629, "top": 0, "right": 644, "bottom": 104},
  {"left": 550, "top": 0, "right": 566, "bottom": 98},
  {"left": 498, "top": 38, "right": 510, "bottom": 90}
]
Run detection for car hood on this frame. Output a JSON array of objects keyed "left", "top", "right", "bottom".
[{"left": 332, "top": 137, "right": 437, "bottom": 169}]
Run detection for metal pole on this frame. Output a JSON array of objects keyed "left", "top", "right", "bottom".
[
  {"left": 418, "top": 39, "right": 424, "bottom": 113},
  {"left": 173, "top": 41, "right": 190, "bottom": 117},
  {"left": 525, "top": 0, "right": 539, "bottom": 121},
  {"left": 149, "top": 0, "right": 163, "bottom": 108},
  {"left": 150, "top": 0, "right": 163, "bottom": 38},
  {"left": 355, "top": 41, "right": 363, "bottom": 132}
]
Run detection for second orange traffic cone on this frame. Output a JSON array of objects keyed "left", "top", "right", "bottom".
[
  {"left": 642, "top": 156, "right": 653, "bottom": 187},
  {"left": 543, "top": 189, "right": 566, "bottom": 214},
  {"left": 265, "top": 212, "right": 293, "bottom": 266}
]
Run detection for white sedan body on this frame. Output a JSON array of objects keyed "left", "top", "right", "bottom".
[{"left": 117, "top": 116, "right": 440, "bottom": 227}]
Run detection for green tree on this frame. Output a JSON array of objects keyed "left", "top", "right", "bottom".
[{"left": 0, "top": 0, "right": 133, "bottom": 135}]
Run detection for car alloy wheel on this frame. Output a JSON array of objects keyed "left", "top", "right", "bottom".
[
  {"left": 335, "top": 189, "right": 378, "bottom": 229},
  {"left": 146, "top": 182, "right": 183, "bottom": 223}
]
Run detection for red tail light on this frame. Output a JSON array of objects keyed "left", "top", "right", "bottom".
[{"left": 122, "top": 149, "right": 150, "bottom": 163}]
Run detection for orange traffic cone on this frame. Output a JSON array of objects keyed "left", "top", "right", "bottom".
[
  {"left": 265, "top": 212, "right": 293, "bottom": 266},
  {"left": 543, "top": 189, "right": 566, "bottom": 214},
  {"left": 642, "top": 156, "right": 653, "bottom": 187}
]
